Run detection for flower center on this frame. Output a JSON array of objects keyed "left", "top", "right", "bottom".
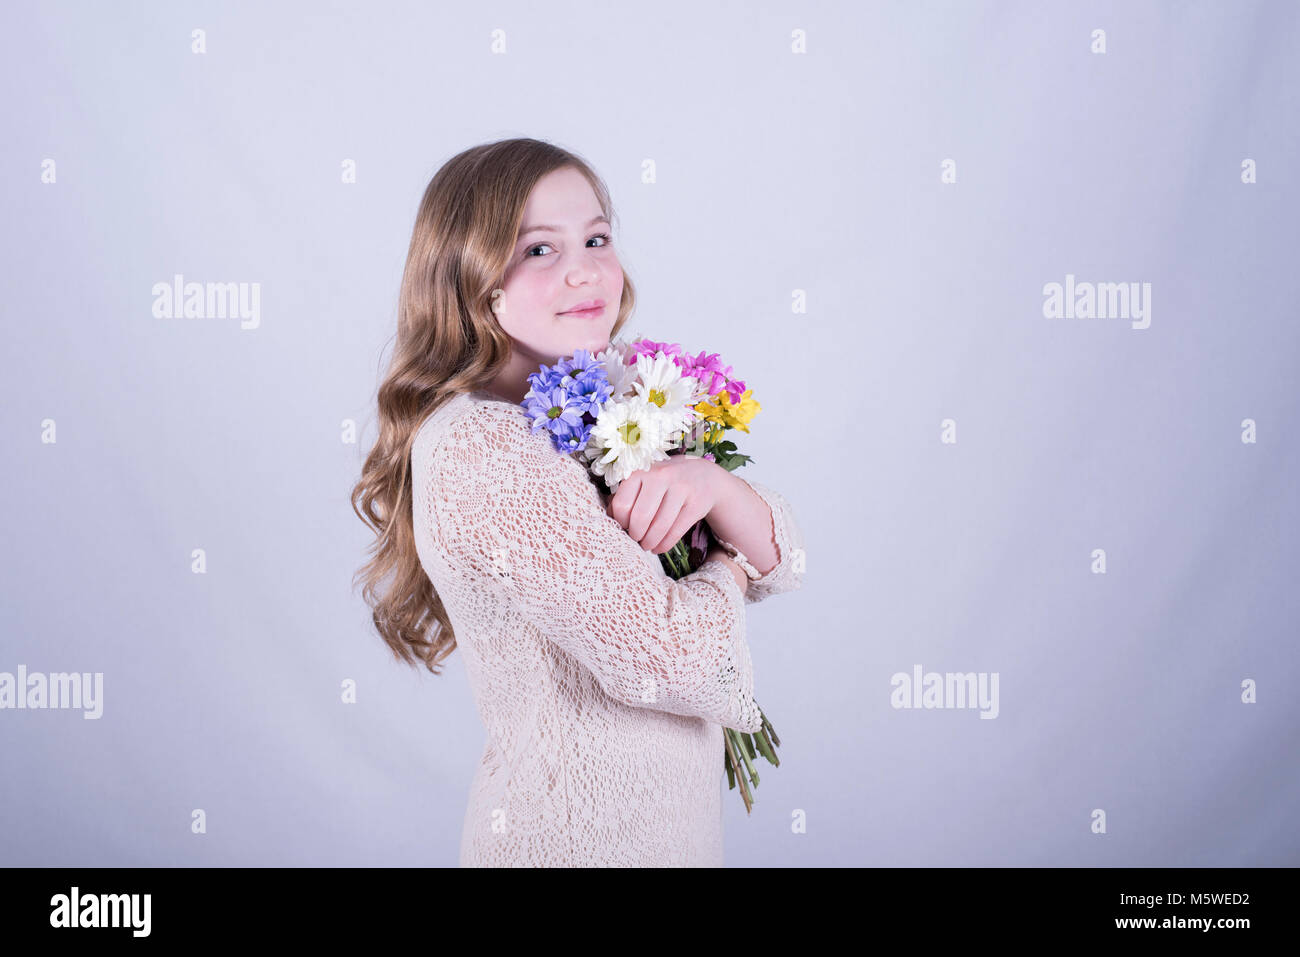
[
  {"left": 648, "top": 388, "right": 667, "bottom": 407},
  {"left": 618, "top": 421, "right": 641, "bottom": 445}
]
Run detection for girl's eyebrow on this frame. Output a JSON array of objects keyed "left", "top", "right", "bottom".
[{"left": 517, "top": 215, "right": 609, "bottom": 240}]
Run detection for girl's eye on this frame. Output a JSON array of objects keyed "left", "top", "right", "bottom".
[{"left": 525, "top": 232, "right": 613, "bottom": 258}]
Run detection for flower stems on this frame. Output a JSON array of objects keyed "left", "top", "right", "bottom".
[
  {"left": 658, "top": 539, "right": 693, "bottom": 578},
  {"left": 722, "top": 706, "right": 782, "bottom": 814},
  {"left": 659, "top": 528, "right": 782, "bottom": 815},
  {"left": 722, "top": 729, "right": 753, "bottom": 814}
]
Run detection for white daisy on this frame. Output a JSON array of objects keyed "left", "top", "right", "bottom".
[
  {"left": 594, "top": 340, "right": 639, "bottom": 401},
  {"left": 582, "top": 395, "right": 681, "bottom": 492},
  {"left": 631, "top": 351, "right": 699, "bottom": 439}
]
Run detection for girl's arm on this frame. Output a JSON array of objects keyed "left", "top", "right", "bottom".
[
  {"left": 705, "top": 469, "right": 806, "bottom": 605},
  {"left": 705, "top": 469, "right": 782, "bottom": 576}
]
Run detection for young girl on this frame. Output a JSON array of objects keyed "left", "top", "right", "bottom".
[{"left": 351, "top": 138, "right": 805, "bottom": 867}]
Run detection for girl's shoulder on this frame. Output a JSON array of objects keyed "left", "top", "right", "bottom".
[
  {"left": 413, "top": 391, "right": 531, "bottom": 459},
  {"left": 414, "top": 390, "right": 596, "bottom": 514}
]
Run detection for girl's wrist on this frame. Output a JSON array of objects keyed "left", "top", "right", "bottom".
[
  {"left": 705, "top": 547, "right": 750, "bottom": 594},
  {"left": 705, "top": 462, "right": 742, "bottom": 514}
]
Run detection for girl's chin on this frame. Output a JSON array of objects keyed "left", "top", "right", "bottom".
[
  {"left": 569, "top": 335, "right": 611, "bottom": 356},
  {"left": 537, "top": 328, "right": 613, "bottom": 361}
]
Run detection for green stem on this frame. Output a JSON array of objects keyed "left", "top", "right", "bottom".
[
  {"left": 722, "top": 729, "right": 753, "bottom": 814},
  {"left": 730, "top": 726, "right": 759, "bottom": 785},
  {"left": 752, "top": 725, "right": 779, "bottom": 766},
  {"left": 666, "top": 544, "right": 680, "bottom": 577},
  {"left": 761, "top": 709, "right": 781, "bottom": 749},
  {"left": 673, "top": 540, "right": 691, "bottom": 573},
  {"left": 660, "top": 540, "right": 692, "bottom": 579}
]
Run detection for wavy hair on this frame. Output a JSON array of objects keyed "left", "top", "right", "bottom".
[{"left": 350, "top": 138, "right": 636, "bottom": 674}]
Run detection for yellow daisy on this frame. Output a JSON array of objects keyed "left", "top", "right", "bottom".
[{"left": 694, "top": 389, "right": 761, "bottom": 435}]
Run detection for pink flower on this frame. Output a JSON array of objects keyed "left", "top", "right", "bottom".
[
  {"left": 679, "top": 349, "right": 746, "bottom": 402},
  {"left": 627, "top": 338, "right": 684, "bottom": 366}
]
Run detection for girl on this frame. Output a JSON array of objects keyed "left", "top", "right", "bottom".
[{"left": 351, "top": 138, "right": 805, "bottom": 867}]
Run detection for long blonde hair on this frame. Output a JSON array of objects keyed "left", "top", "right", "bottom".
[{"left": 351, "top": 138, "right": 637, "bottom": 674}]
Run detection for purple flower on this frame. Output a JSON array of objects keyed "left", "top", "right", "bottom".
[
  {"left": 522, "top": 350, "right": 613, "bottom": 453},
  {"left": 558, "top": 349, "right": 613, "bottom": 414},
  {"left": 551, "top": 419, "right": 592, "bottom": 453}
]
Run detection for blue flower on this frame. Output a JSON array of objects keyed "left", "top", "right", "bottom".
[
  {"left": 521, "top": 351, "right": 613, "bottom": 453},
  {"left": 551, "top": 418, "right": 593, "bottom": 453}
]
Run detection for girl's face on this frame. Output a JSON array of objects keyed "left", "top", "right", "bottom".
[{"left": 489, "top": 166, "right": 624, "bottom": 400}]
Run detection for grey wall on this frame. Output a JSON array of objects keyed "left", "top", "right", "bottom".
[{"left": 1, "top": 0, "right": 1296, "bottom": 866}]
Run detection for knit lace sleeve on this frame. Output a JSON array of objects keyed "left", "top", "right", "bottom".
[
  {"left": 423, "top": 402, "right": 764, "bottom": 734},
  {"left": 711, "top": 476, "right": 806, "bottom": 605}
]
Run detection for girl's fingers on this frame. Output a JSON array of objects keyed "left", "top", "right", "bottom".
[
  {"left": 646, "top": 490, "right": 693, "bottom": 554},
  {"left": 665, "top": 507, "right": 708, "bottom": 556},
  {"left": 608, "top": 474, "right": 642, "bottom": 529},
  {"left": 627, "top": 482, "right": 667, "bottom": 544}
]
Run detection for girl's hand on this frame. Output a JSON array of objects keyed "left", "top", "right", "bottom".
[{"left": 606, "top": 455, "right": 727, "bottom": 555}]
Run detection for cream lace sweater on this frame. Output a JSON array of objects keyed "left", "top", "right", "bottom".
[{"left": 410, "top": 391, "right": 806, "bottom": 867}]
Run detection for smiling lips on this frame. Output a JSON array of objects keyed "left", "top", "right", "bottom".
[{"left": 559, "top": 299, "right": 606, "bottom": 318}]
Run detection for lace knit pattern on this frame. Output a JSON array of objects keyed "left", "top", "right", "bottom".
[{"left": 410, "top": 391, "right": 805, "bottom": 867}]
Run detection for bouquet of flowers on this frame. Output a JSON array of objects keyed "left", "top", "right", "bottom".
[{"left": 520, "top": 334, "right": 781, "bottom": 814}]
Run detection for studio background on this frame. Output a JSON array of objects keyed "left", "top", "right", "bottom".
[{"left": 2, "top": 0, "right": 1297, "bottom": 866}]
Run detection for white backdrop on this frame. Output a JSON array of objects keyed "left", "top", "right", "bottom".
[{"left": 2, "top": 0, "right": 1297, "bottom": 866}]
